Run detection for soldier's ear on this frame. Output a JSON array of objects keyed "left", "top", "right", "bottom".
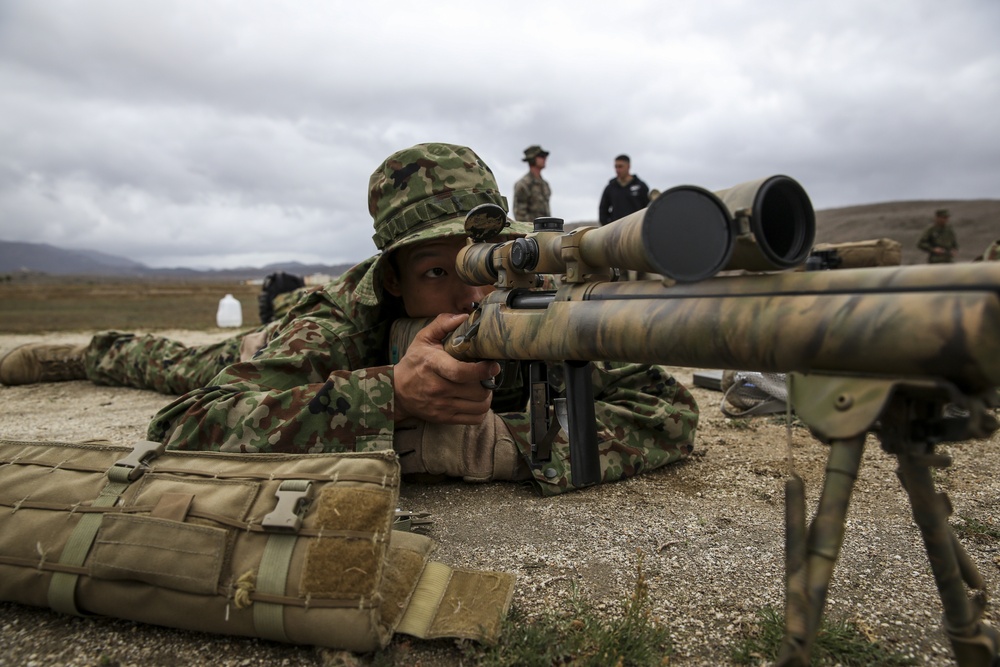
[{"left": 382, "top": 261, "right": 402, "bottom": 298}]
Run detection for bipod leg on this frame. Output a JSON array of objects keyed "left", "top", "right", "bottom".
[
  {"left": 896, "top": 454, "right": 1000, "bottom": 666},
  {"left": 777, "top": 436, "right": 865, "bottom": 667}
]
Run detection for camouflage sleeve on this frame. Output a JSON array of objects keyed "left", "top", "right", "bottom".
[
  {"left": 147, "top": 317, "right": 395, "bottom": 454},
  {"left": 917, "top": 227, "right": 934, "bottom": 253},
  {"left": 499, "top": 361, "right": 699, "bottom": 496},
  {"left": 270, "top": 286, "right": 312, "bottom": 322},
  {"left": 513, "top": 179, "right": 530, "bottom": 221}
]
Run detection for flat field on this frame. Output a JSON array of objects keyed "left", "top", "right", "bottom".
[{"left": 0, "top": 276, "right": 261, "bottom": 333}]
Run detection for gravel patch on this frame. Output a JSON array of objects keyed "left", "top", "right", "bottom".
[{"left": 1, "top": 331, "right": 997, "bottom": 666}]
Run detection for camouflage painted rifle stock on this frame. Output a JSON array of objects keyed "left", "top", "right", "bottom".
[{"left": 444, "top": 177, "right": 1000, "bottom": 666}]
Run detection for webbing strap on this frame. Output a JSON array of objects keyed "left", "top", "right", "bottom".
[
  {"left": 395, "top": 561, "right": 453, "bottom": 638},
  {"left": 253, "top": 479, "right": 312, "bottom": 642},
  {"left": 253, "top": 534, "right": 297, "bottom": 642},
  {"left": 47, "top": 441, "right": 164, "bottom": 616},
  {"left": 47, "top": 478, "right": 131, "bottom": 615}
]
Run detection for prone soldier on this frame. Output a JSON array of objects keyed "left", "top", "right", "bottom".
[{"left": 0, "top": 143, "right": 698, "bottom": 496}]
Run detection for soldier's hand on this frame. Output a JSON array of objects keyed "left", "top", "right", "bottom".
[{"left": 392, "top": 313, "right": 500, "bottom": 425}]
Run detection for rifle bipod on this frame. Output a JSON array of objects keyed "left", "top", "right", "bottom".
[{"left": 777, "top": 374, "right": 1000, "bottom": 666}]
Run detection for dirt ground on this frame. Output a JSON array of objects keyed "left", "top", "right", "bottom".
[{"left": 2, "top": 330, "right": 1000, "bottom": 666}]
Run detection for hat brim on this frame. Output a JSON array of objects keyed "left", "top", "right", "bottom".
[{"left": 353, "top": 214, "right": 534, "bottom": 306}]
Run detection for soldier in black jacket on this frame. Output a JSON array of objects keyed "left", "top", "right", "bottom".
[{"left": 598, "top": 154, "right": 650, "bottom": 225}]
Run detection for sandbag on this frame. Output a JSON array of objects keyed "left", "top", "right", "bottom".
[{"left": 0, "top": 439, "right": 514, "bottom": 652}]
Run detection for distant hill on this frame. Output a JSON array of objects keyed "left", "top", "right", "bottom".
[
  {"left": 0, "top": 240, "right": 355, "bottom": 281},
  {"left": 813, "top": 199, "right": 1000, "bottom": 265},
  {"left": 3, "top": 198, "right": 998, "bottom": 278}
]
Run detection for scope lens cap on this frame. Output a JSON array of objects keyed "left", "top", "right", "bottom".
[
  {"left": 465, "top": 204, "right": 510, "bottom": 242},
  {"left": 642, "top": 186, "right": 735, "bottom": 282}
]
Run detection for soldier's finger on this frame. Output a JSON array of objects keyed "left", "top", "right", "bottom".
[{"left": 419, "top": 313, "right": 467, "bottom": 344}]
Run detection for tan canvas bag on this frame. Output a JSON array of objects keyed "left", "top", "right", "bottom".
[
  {"left": 0, "top": 439, "right": 515, "bottom": 652},
  {"left": 810, "top": 238, "right": 902, "bottom": 268}
]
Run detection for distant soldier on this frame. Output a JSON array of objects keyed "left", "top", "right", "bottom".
[
  {"left": 917, "top": 208, "right": 958, "bottom": 263},
  {"left": 598, "top": 154, "right": 650, "bottom": 226},
  {"left": 513, "top": 145, "right": 551, "bottom": 222},
  {"left": 984, "top": 238, "right": 1000, "bottom": 262}
]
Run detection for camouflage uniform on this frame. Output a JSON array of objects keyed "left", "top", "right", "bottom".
[
  {"left": 513, "top": 145, "right": 551, "bottom": 222},
  {"left": 917, "top": 213, "right": 958, "bottom": 263},
  {"left": 513, "top": 172, "right": 551, "bottom": 222},
  {"left": 143, "top": 143, "right": 699, "bottom": 495},
  {"left": 147, "top": 251, "right": 698, "bottom": 494},
  {"left": 85, "top": 330, "right": 248, "bottom": 396}
]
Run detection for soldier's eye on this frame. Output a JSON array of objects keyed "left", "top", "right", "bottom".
[{"left": 423, "top": 267, "right": 447, "bottom": 278}]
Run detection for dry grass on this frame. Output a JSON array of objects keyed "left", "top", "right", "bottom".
[{"left": 0, "top": 276, "right": 260, "bottom": 333}]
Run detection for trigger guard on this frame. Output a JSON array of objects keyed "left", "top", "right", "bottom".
[{"left": 481, "top": 364, "right": 504, "bottom": 390}]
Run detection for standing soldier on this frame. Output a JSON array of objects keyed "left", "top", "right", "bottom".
[
  {"left": 917, "top": 208, "right": 958, "bottom": 263},
  {"left": 513, "top": 145, "right": 551, "bottom": 222}
]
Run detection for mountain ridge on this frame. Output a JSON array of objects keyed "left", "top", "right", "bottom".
[{"left": 3, "top": 197, "right": 998, "bottom": 278}]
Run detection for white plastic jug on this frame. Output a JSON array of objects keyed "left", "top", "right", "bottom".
[{"left": 216, "top": 294, "right": 243, "bottom": 328}]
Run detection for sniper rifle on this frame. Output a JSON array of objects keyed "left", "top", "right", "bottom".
[{"left": 430, "top": 175, "right": 1000, "bottom": 666}]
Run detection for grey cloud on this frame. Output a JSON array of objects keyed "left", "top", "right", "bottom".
[{"left": 0, "top": 0, "right": 997, "bottom": 268}]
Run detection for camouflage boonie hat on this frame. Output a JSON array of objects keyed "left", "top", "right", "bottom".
[
  {"left": 522, "top": 145, "right": 549, "bottom": 162},
  {"left": 356, "top": 143, "right": 532, "bottom": 306},
  {"left": 936, "top": 208, "right": 950, "bottom": 218}
]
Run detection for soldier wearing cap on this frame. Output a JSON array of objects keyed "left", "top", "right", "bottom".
[
  {"left": 917, "top": 208, "right": 958, "bottom": 263},
  {"left": 513, "top": 145, "right": 551, "bottom": 222},
  {"left": 0, "top": 143, "right": 698, "bottom": 495}
]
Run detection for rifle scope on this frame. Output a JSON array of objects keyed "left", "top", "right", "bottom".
[
  {"left": 457, "top": 185, "right": 737, "bottom": 285},
  {"left": 714, "top": 175, "right": 816, "bottom": 272},
  {"left": 458, "top": 175, "right": 816, "bottom": 287}
]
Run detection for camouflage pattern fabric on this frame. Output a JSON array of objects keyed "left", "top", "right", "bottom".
[
  {"left": 513, "top": 172, "right": 551, "bottom": 222},
  {"left": 271, "top": 288, "right": 308, "bottom": 322},
  {"left": 147, "top": 256, "right": 699, "bottom": 496},
  {"left": 85, "top": 331, "right": 248, "bottom": 395},
  {"left": 917, "top": 223, "right": 958, "bottom": 263}
]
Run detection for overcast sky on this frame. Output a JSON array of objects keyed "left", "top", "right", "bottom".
[{"left": 1, "top": 1, "right": 997, "bottom": 270}]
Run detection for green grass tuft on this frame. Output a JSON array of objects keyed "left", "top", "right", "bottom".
[
  {"left": 463, "top": 556, "right": 671, "bottom": 667},
  {"left": 953, "top": 515, "right": 1000, "bottom": 543},
  {"left": 730, "top": 606, "right": 916, "bottom": 666}
]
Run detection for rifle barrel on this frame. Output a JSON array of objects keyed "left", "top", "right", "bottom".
[{"left": 450, "top": 264, "right": 1000, "bottom": 393}]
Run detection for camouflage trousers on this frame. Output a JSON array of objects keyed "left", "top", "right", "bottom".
[{"left": 83, "top": 330, "right": 249, "bottom": 396}]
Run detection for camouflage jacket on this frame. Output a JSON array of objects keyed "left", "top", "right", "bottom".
[
  {"left": 917, "top": 224, "right": 958, "bottom": 262},
  {"left": 148, "top": 256, "right": 699, "bottom": 495},
  {"left": 513, "top": 172, "right": 551, "bottom": 222}
]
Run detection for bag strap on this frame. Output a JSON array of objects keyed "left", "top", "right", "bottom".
[
  {"left": 48, "top": 441, "right": 166, "bottom": 615},
  {"left": 254, "top": 479, "right": 313, "bottom": 642}
]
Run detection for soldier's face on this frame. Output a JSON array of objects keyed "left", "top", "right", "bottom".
[{"left": 383, "top": 236, "right": 495, "bottom": 318}]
